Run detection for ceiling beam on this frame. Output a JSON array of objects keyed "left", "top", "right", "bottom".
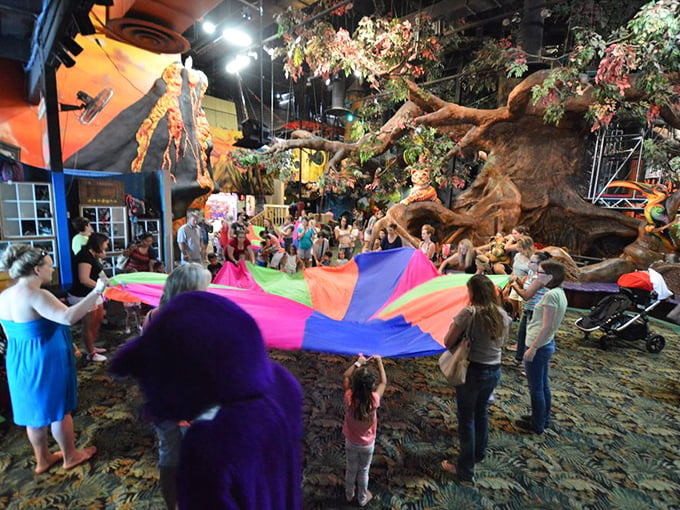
[
  {"left": 25, "top": 0, "right": 84, "bottom": 105},
  {"left": 0, "top": 37, "right": 31, "bottom": 62}
]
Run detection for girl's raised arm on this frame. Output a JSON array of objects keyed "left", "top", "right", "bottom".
[{"left": 373, "top": 355, "right": 387, "bottom": 397}]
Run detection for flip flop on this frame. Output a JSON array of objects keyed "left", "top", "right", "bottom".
[
  {"left": 441, "top": 459, "right": 457, "bottom": 475},
  {"left": 63, "top": 446, "right": 97, "bottom": 470},
  {"left": 35, "top": 451, "right": 63, "bottom": 474}
]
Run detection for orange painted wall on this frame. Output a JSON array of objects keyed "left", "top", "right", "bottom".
[{"left": 0, "top": 34, "right": 178, "bottom": 168}]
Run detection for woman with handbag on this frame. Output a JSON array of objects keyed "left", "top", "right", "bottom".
[{"left": 441, "top": 274, "right": 511, "bottom": 484}]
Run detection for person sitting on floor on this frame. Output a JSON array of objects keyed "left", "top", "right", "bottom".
[{"left": 439, "top": 239, "right": 477, "bottom": 274}]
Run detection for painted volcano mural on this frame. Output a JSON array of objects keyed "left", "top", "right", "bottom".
[{"left": 65, "top": 62, "right": 214, "bottom": 219}]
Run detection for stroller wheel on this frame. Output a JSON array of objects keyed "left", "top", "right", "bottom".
[
  {"left": 645, "top": 334, "right": 665, "bottom": 353},
  {"left": 599, "top": 336, "right": 609, "bottom": 350}
]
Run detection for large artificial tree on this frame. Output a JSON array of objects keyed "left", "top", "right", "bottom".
[{"left": 262, "top": 0, "right": 680, "bottom": 282}]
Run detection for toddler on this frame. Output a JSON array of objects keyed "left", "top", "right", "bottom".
[{"left": 336, "top": 249, "right": 349, "bottom": 267}]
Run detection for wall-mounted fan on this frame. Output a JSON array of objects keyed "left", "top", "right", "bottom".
[{"left": 60, "top": 88, "right": 114, "bottom": 125}]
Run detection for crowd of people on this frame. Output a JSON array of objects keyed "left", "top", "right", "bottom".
[{"left": 0, "top": 206, "right": 574, "bottom": 508}]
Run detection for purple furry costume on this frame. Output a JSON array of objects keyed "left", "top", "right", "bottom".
[{"left": 110, "top": 292, "right": 303, "bottom": 509}]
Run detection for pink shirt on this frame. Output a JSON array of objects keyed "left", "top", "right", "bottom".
[{"left": 342, "top": 389, "right": 380, "bottom": 446}]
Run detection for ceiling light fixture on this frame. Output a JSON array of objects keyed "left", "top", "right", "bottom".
[
  {"left": 226, "top": 55, "right": 251, "bottom": 74},
  {"left": 222, "top": 28, "right": 252, "bottom": 47}
]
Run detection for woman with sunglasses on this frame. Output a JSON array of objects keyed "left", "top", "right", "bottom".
[
  {"left": 0, "top": 244, "right": 106, "bottom": 473},
  {"left": 515, "top": 260, "right": 567, "bottom": 434},
  {"left": 506, "top": 251, "right": 552, "bottom": 365}
]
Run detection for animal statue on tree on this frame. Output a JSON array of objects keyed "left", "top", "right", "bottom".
[{"left": 259, "top": 0, "right": 680, "bottom": 287}]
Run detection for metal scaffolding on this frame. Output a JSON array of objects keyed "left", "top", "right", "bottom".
[{"left": 587, "top": 123, "right": 648, "bottom": 210}]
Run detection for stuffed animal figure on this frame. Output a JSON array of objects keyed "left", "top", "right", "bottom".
[{"left": 110, "top": 292, "right": 303, "bottom": 509}]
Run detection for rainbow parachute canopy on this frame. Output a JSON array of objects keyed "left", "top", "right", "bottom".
[{"left": 106, "top": 248, "right": 508, "bottom": 357}]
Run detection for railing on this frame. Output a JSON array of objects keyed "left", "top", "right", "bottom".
[
  {"left": 262, "top": 205, "right": 290, "bottom": 226},
  {"left": 254, "top": 205, "right": 335, "bottom": 227},
  {"left": 249, "top": 210, "right": 266, "bottom": 227}
]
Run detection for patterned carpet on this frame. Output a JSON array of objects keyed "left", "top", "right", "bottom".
[{"left": 0, "top": 308, "right": 679, "bottom": 510}]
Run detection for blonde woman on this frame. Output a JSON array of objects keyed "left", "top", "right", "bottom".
[
  {"left": 438, "top": 239, "right": 476, "bottom": 274},
  {"left": 0, "top": 245, "right": 106, "bottom": 473},
  {"left": 505, "top": 236, "right": 535, "bottom": 320},
  {"left": 419, "top": 224, "right": 437, "bottom": 262}
]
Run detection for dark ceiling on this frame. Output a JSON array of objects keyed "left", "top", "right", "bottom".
[{"left": 178, "top": 0, "right": 526, "bottom": 130}]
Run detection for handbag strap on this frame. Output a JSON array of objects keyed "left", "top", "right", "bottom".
[{"left": 464, "top": 307, "right": 476, "bottom": 343}]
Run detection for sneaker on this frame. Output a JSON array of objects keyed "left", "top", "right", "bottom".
[
  {"left": 93, "top": 347, "right": 107, "bottom": 354},
  {"left": 522, "top": 415, "right": 553, "bottom": 429},
  {"left": 87, "top": 353, "right": 107, "bottom": 362},
  {"left": 124, "top": 327, "right": 131, "bottom": 334},
  {"left": 487, "top": 393, "right": 495, "bottom": 404},
  {"left": 506, "top": 343, "right": 518, "bottom": 352},
  {"left": 515, "top": 418, "right": 542, "bottom": 434},
  {"left": 441, "top": 460, "right": 475, "bottom": 486}
]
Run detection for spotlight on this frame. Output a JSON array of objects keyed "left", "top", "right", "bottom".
[
  {"left": 203, "top": 21, "right": 216, "bottom": 34},
  {"left": 346, "top": 113, "right": 355, "bottom": 122},
  {"left": 55, "top": 48, "right": 76, "bottom": 68},
  {"left": 222, "top": 28, "right": 252, "bottom": 47},
  {"left": 226, "top": 55, "right": 251, "bottom": 74},
  {"left": 241, "top": 9, "right": 252, "bottom": 21},
  {"left": 73, "top": 10, "right": 95, "bottom": 36},
  {"left": 61, "top": 38, "right": 83, "bottom": 56}
]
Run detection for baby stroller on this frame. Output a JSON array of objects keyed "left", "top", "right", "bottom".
[{"left": 575, "top": 269, "right": 671, "bottom": 353}]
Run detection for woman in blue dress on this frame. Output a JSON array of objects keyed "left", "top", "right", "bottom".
[{"left": 0, "top": 245, "right": 106, "bottom": 474}]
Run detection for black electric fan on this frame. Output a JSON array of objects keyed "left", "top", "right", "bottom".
[{"left": 60, "top": 88, "right": 114, "bottom": 125}]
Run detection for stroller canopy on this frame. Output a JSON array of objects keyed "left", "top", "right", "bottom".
[{"left": 617, "top": 269, "right": 672, "bottom": 300}]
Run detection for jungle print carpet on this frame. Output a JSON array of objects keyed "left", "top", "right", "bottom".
[{"left": 0, "top": 309, "right": 678, "bottom": 510}]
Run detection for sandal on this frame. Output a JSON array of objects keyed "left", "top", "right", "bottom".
[{"left": 441, "top": 459, "right": 457, "bottom": 475}]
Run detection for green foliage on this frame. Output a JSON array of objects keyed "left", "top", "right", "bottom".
[
  {"left": 230, "top": 149, "right": 293, "bottom": 183},
  {"left": 643, "top": 138, "right": 680, "bottom": 182},
  {"left": 527, "top": 0, "right": 680, "bottom": 130},
  {"left": 271, "top": 0, "right": 679, "bottom": 195}
]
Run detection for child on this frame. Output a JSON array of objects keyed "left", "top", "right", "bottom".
[
  {"left": 321, "top": 250, "right": 333, "bottom": 267},
  {"left": 124, "top": 301, "right": 142, "bottom": 335},
  {"left": 279, "top": 244, "right": 304, "bottom": 275},
  {"left": 207, "top": 253, "right": 223, "bottom": 281},
  {"left": 256, "top": 241, "right": 269, "bottom": 267},
  {"left": 153, "top": 260, "right": 166, "bottom": 273},
  {"left": 336, "top": 249, "right": 349, "bottom": 267},
  {"left": 342, "top": 355, "right": 387, "bottom": 507}
]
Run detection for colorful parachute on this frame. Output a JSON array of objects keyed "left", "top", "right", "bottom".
[{"left": 105, "top": 248, "right": 509, "bottom": 358}]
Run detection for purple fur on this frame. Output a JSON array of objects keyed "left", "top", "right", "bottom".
[{"left": 110, "top": 292, "right": 303, "bottom": 509}]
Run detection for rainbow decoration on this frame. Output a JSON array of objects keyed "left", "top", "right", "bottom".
[{"left": 105, "top": 248, "right": 509, "bottom": 358}]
